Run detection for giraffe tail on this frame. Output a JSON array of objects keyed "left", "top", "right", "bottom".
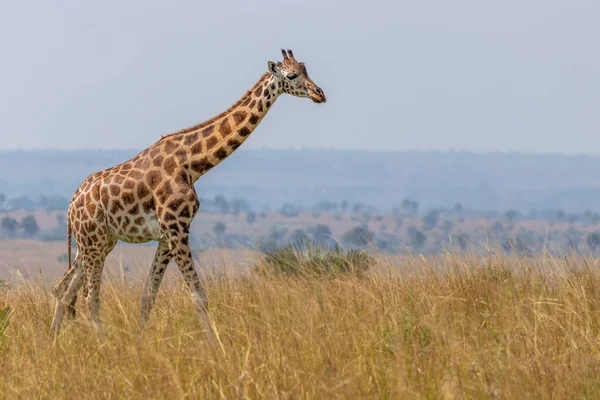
[{"left": 67, "top": 216, "right": 72, "bottom": 271}]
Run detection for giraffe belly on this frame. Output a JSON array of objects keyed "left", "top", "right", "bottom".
[{"left": 109, "top": 214, "right": 162, "bottom": 244}]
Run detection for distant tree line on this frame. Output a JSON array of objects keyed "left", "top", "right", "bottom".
[{"left": 6, "top": 191, "right": 600, "bottom": 256}]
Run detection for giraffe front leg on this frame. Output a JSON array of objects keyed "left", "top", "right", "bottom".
[
  {"left": 168, "top": 229, "right": 213, "bottom": 339},
  {"left": 140, "top": 240, "right": 172, "bottom": 329}
]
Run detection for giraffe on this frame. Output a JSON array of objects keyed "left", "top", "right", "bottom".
[{"left": 50, "top": 49, "right": 326, "bottom": 337}]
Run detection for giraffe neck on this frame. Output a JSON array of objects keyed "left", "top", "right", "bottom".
[{"left": 160, "top": 72, "right": 282, "bottom": 184}]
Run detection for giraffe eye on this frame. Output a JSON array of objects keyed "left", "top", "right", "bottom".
[{"left": 287, "top": 73, "right": 298, "bottom": 80}]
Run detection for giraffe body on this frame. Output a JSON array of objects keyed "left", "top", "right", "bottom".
[{"left": 50, "top": 49, "right": 326, "bottom": 337}]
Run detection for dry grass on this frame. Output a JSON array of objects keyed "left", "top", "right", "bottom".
[{"left": 2, "top": 252, "right": 600, "bottom": 398}]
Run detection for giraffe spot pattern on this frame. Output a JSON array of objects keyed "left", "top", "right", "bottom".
[
  {"left": 164, "top": 157, "right": 177, "bottom": 175},
  {"left": 206, "top": 136, "right": 218, "bottom": 150},
  {"left": 219, "top": 119, "right": 232, "bottom": 137},
  {"left": 202, "top": 125, "right": 214, "bottom": 137},
  {"left": 233, "top": 111, "right": 247, "bottom": 125},
  {"left": 184, "top": 132, "right": 199, "bottom": 145},
  {"left": 190, "top": 141, "right": 202, "bottom": 155},
  {"left": 163, "top": 141, "right": 177, "bottom": 155},
  {"left": 214, "top": 147, "right": 228, "bottom": 160}
]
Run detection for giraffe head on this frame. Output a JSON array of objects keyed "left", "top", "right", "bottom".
[{"left": 268, "top": 49, "right": 327, "bottom": 104}]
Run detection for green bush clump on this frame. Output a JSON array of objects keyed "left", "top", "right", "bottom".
[{"left": 256, "top": 239, "right": 375, "bottom": 278}]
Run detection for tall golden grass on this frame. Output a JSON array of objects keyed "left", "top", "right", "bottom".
[{"left": 1, "top": 251, "right": 600, "bottom": 398}]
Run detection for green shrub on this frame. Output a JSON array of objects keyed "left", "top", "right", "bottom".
[{"left": 255, "top": 238, "right": 375, "bottom": 278}]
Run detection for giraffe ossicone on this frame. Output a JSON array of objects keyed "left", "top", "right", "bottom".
[{"left": 50, "top": 49, "right": 326, "bottom": 337}]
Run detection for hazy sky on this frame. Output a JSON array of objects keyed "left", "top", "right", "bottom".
[{"left": 1, "top": 0, "right": 598, "bottom": 154}]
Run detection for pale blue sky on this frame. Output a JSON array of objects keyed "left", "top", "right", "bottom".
[{"left": 0, "top": 0, "right": 598, "bottom": 153}]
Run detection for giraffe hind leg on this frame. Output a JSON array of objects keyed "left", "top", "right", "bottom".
[
  {"left": 50, "top": 264, "right": 85, "bottom": 336},
  {"left": 51, "top": 253, "right": 79, "bottom": 299},
  {"left": 51, "top": 254, "right": 84, "bottom": 320},
  {"left": 67, "top": 271, "right": 87, "bottom": 319}
]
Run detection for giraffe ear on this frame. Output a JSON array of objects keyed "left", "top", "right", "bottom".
[{"left": 268, "top": 61, "right": 281, "bottom": 77}]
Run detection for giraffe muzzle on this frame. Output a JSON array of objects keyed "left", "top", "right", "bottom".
[{"left": 310, "top": 86, "right": 327, "bottom": 103}]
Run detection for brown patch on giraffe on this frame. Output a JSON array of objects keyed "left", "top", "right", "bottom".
[
  {"left": 171, "top": 134, "right": 184, "bottom": 142},
  {"left": 227, "top": 139, "right": 242, "bottom": 150},
  {"left": 100, "top": 187, "right": 110, "bottom": 203},
  {"left": 143, "top": 198, "right": 155, "bottom": 213},
  {"left": 184, "top": 132, "right": 198, "bottom": 145},
  {"left": 128, "top": 169, "right": 144, "bottom": 180},
  {"left": 241, "top": 97, "right": 251, "bottom": 106},
  {"left": 175, "top": 149, "right": 188, "bottom": 164},
  {"left": 149, "top": 147, "right": 160, "bottom": 158},
  {"left": 164, "top": 157, "right": 176, "bottom": 175},
  {"left": 129, "top": 226, "right": 139, "bottom": 234},
  {"left": 110, "top": 185, "right": 121, "bottom": 196},
  {"left": 178, "top": 205, "right": 190, "bottom": 219},
  {"left": 163, "top": 212, "right": 177, "bottom": 222},
  {"left": 114, "top": 174, "right": 125, "bottom": 184},
  {"left": 122, "top": 216, "right": 131, "bottom": 227},
  {"left": 258, "top": 101, "right": 264, "bottom": 113},
  {"left": 86, "top": 202, "right": 96, "bottom": 217},
  {"left": 249, "top": 99, "right": 256, "bottom": 108},
  {"left": 163, "top": 140, "right": 177, "bottom": 155},
  {"left": 254, "top": 85, "right": 263, "bottom": 97},
  {"left": 146, "top": 170, "right": 162, "bottom": 189},
  {"left": 263, "top": 88, "right": 270, "bottom": 97},
  {"left": 167, "top": 198, "right": 184, "bottom": 212},
  {"left": 176, "top": 170, "right": 190, "bottom": 186},
  {"left": 214, "top": 147, "right": 228, "bottom": 160},
  {"left": 110, "top": 202, "right": 124, "bottom": 214},
  {"left": 123, "top": 193, "right": 135, "bottom": 206},
  {"left": 219, "top": 119, "right": 232, "bottom": 137},
  {"left": 156, "top": 181, "right": 173, "bottom": 203},
  {"left": 190, "top": 157, "right": 213, "bottom": 174},
  {"left": 270, "top": 83, "right": 276, "bottom": 90},
  {"left": 153, "top": 154, "right": 164, "bottom": 167},
  {"left": 190, "top": 141, "right": 202, "bottom": 155},
  {"left": 249, "top": 114, "right": 259, "bottom": 125},
  {"left": 206, "top": 136, "right": 218, "bottom": 150},
  {"left": 91, "top": 186, "right": 100, "bottom": 201},
  {"left": 129, "top": 204, "right": 139, "bottom": 215},
  {"left": 238, "top": 127, "right": 251, "bottom": 137},
  {"left": 232, "top": 111, "right": 247, "bottom": 125},
  {"left": 202, "top": 125, "right": 214, "bottom": 138},
  {"left": 134, "top": 217, "right": 145, "bottom": 225},
  {"left": 266, "top": 100, "right": 271, "bottom": 108},
  {"left": 134, "top": 158, "right": 149, "bottom": 169},
  {"left": 137, "top": 182, "right": 150, "bottom": 199},
  {"left": 124, "top": 180, "right": 135, "bottom": 190}
]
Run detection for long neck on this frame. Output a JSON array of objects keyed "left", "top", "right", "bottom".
[{"left": 162, "top": 73, "right": 281, "bottom": 183}]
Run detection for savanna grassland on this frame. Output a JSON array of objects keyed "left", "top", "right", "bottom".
[{"left": 2, "top": 251, "right": 600, "bottom": 399}]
